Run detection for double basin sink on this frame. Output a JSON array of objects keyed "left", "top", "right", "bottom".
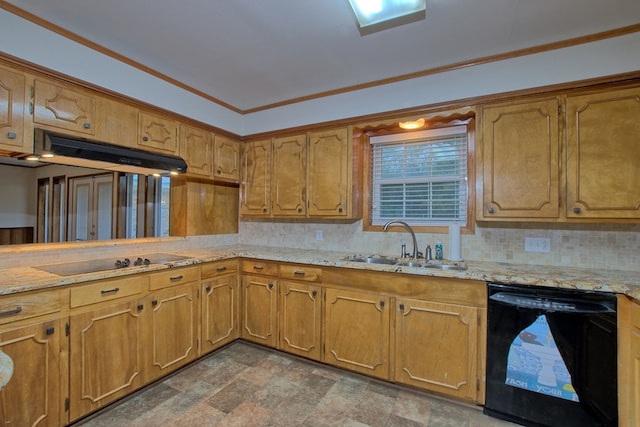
[{"left": 343, "top": 255, "right": 467, "bottom": 271}]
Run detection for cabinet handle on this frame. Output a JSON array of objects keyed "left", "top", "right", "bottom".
[
  {"left": 380, "top": 301, "right": 385, "bottom": 308},
  {"left": 216, "top": 266, "right": 228, "bottom": 272},
  {"left": 297, "top": 207, "right": 302, "bottom": 213},
  {"left": 312, "top": 290, "right": 317, "bottom": 297},
  {"left": 83, "top": 122, "right": 91, "bottom": 129},
  {"left": 0, "top": 306, "right": 22, "bottom": 317},
  {"left": 253, "top": 266, "right": 264, "bottom": 271},
  {"left": 152, "top": 300, "right": 158, "bottom": 306},
  {"left": 206, "top": 286, "right": 212, "bottom": 292},
  {"left": 573, "top": 207, "right": 581, "bottom": 214},
  {"left": 268, "top": 283, "right": 274, "bottom": 289},
  {"left": 100, "top": 287, "right": 120, "bottom": 295},
  {"left": 338, "top": 207, "right": 343, "bottom": 213},
  {"left": 294, "top": 270, "right": 306, "bottom": 276},
  {"left": 46, "top": 327, "right": 55, "bottom": 335},
  {"left": 137, "top": 304, "right": 144, "bottom": 311},
  {"left": 7, "top": 132, "right": 16, "bottom": 139},
  {"left": 169, "top": 275, "right": 184, "bottom": 281},
  {"left": 217, "top": 168, "right": 222, "bottom": 174},
  {"left": 142, "top": 136, "right": 149, "bottom": 141},
  {"left": 488, "top": 207, "right": 495, "bottom": 214},
  {"left": 399, "top": 303, "right": 405, "bottom": 310},
  {"left": 262, "top": 207, "right": 267, "bottom": 213}
]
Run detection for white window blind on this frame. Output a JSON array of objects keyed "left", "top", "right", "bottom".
[{"left": 370, "top": 126, "right": 468, "bottom": 226}]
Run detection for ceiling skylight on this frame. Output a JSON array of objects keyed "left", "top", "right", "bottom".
[{"left": 347, "top": 0, "right": 426, "bottom": 35}]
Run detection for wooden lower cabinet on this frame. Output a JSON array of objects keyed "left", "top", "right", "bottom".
[
  {"left": 618, "top": 296, "right": 640, "bottom": 427},
  {"left": 201, "top": 268, "right": 239, "bottom": 354},
  {"left": 395, "top": 298, "right": 479, "bottom": 401},
  {"left": 241, "top": 274, "right": 278, "bottom": 347},
  {"left": 324, "top": 287, "right": 390, "bottom": 380},
  {"left": 0, "top": 318, "right": 65, "bottom": 427},
  {"left": 69, "top": 297, "right": 145, "bottom": 421},
  {"left": 278, "top": 280, "right": 322, "bottom": 360},
  {"left": 144, "top": 283, "right": 198, "bottom": 382}
]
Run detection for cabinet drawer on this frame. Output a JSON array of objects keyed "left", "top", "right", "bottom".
[
  {"left": 279, "top": 264, "right": 322, "bottom": 282},
  {"left": 0, "top": 290, "right": 65, "bottom": 325},
  {"left": 241, "top": 260, "right": 278, "bottom": 276},
  {"left": 149, "top": 266, "right": 199, "bottom": 290},
  {"left": 201, "top": 260, "right": 238, "bottom": 279},
  {"left": 71, "top": 276, "right": 146, "bottom": 308}
]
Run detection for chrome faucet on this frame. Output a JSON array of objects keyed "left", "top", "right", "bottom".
[{"left": 383, "top": 219, "right": 419, "bottom": 259}]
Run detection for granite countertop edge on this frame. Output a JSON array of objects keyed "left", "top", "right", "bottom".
[{"left": 1, "top": 245, "right": 638, "bottom": 300}]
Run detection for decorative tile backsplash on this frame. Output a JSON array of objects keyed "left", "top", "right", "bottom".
[{"left": 239, "top": 220, "right": 640, "bottom": 272}]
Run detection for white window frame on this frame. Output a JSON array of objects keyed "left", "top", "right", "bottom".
[{"left": 370, "top": 125, "right": 468, "bottom": 227}]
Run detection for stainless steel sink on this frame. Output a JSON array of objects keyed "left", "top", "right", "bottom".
[
  {"left": 343, "top": 255, "right": 467, "bottom": 270},
  {"left": 423, "top": 264, "right": 467, "bottom": 271},
  {"left": 395, "top": 261, "right": 424, "bottom": 268},
  {"left": 343, "top": 256, "right": 398, "bottom": 265}
]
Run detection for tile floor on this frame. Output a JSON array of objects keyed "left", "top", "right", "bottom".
[{"left": 74, "top": 341, "right": 515, "bottom": 427}]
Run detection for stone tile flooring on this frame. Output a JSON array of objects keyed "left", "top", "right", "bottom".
[{"left": 74, "top": 341, "right": 515, "bottom": 427}]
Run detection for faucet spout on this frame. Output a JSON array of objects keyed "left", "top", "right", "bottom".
[{"left": 383, "top": 220, "right": 419, "bottom": 259}]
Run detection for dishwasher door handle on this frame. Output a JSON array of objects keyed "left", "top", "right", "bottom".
[{"left": 489, "top": 292, "right": 615, "bottom": 314}]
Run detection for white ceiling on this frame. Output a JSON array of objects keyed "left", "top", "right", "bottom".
[{"left": 3, "top": 0, "right": 640, "bottom": 113}]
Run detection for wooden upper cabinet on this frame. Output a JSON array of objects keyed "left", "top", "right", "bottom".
[
  {"left": 213, "top": 134, "right": 241, "bottom": 182},
  {"left": 566, "top": 87, "right": 640, "bottom": 220},
  {"left": 180, "top": 124, "right": 213, "bottom": 178},
  {"left": 32, "top": 78, "right": 96, "bottom": 136},
  {"left": 240, "top": 139, "right": 272, "bottom": 216},
  {"left": 94, "top": 96, "right": 138, "bottom": 149},
  {"left": 0, "top": 65, "right": 28, "bottom": 152},
  {"left": 479, "top": 98, "right": 560, "bottom": 220},
  {"left": 272, "top": 134, "right": 307, "bottom": 216},
  {"left": 308, "top": 127, "right": 351, "bottom": 217},
  {"left": 138, "top": 111, "right": 179, "bottom": 155}
]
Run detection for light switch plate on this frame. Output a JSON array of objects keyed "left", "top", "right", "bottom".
[
  {"left": 525, "top": 237, "right": 551, "bottom": 253},
  {"left": 315, "top": 230, "right": 323, "bottom": 241}
]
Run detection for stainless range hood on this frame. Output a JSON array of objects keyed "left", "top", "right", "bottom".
[{"left": 33, "top": 128, "right": 188, "bottom": 175}]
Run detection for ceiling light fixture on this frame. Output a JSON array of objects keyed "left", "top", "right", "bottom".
[
  {"left": 347, "top": 0, "right": 426, "bottom": 35},
  {"left": 399, "top": 118, "right": 426, "bottom": 130}
]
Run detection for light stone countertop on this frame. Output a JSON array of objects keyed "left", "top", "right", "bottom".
[{"left": 0, "top": 245, "right": 638, "bottom": 299}]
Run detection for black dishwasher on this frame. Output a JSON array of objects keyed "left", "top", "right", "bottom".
[{"left": 484, "top": 283, "right": 617, "bottom": 427}]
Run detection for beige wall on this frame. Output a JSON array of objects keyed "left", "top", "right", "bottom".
[{"left": 239, "top": 220, "right": 640, "bottom": 272}]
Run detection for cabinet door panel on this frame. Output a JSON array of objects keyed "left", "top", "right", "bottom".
[
  {"left": 201, "top": 274, "right": 239, "bottom": 354},
  {"left": 146, "top": 284, "right": 197, "bottom": 381},
  {"left": 324, "top": 288, "right": 389, "bottom": 379},
  {"left": 566, "top": 87, "right": 640, "bottom": 219},
  {"left": 33, "top": 78, "right": 96, "bottom": 135},
  {"left": 272, "top": 134, "right": 307, "bottom": 216},
  {"left": 214, "top": 134, "right": 241, "bottom": 181},
  {"left": 138, "top": 111, "right": 178, "bottom": 154},
  {"left": 395, "top": 299, "right": 478, "bottom": 400},
  {"left": 69, "top": 299, "right": 144, "bottom": 421},
  {"left": 180, "top": 124, "right": 212, "bottom": 178},
  {"left": 241, "top": 274, "right": 277, "bottom": 346},
  {"left": 0, "top": 319, "right": 62, "bottom": 427},
  {"left": 308, "top": 128, "right": 350, "bottom": 217},
  {"left": 279, "top": 281, "right": 321, "bottom": 360},
  {"left": 0, "top": 66, "right": 27, "bottom": 152},
  {"left": 480, "top": 99, "right": 559, "bottom": 219},
  {"left": 241, "top": 140, "right": 272, "bottom": 216}
]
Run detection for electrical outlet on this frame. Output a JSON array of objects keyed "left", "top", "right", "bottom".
[
  {"left": 525, "top": 237, "right": 551, "bottom": 253},
  {"left": 315, "top": 230, "right": 323, "bottom": 241}
]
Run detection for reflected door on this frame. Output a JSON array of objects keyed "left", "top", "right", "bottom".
[{"left": 69, "top": 174, "right": 113, "bottom": 241}]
